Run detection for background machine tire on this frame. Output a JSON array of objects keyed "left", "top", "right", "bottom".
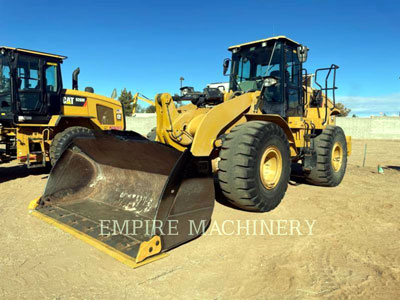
[
  {"left": 50, "top": 126, "right": 94, "bottom": 166},
  {"left": 217, "top": 121, "right": 291, "bottom": 212},
  {"left": 305, "top": 125, "right": 347, "bottom": 187},
  {"left": 146, "top": 127, "right": 156, "bottom": 141}
]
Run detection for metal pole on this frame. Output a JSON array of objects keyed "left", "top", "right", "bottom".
[
  {"left": 179, "top": 77, "right": 184, "bottom": 95},
  {"left": 362, "top": 144, "right": 367, "bottom": 167}
]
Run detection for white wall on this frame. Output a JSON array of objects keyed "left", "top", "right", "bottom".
[
  {"left": 125, "top": 113, "right": 156, "bottom": 136},
  {"left": 336, "top": 117, "right": 400, "bottom": 140},
  {"left": 126, "top": 114, "right": 400, "bottom": 140}
]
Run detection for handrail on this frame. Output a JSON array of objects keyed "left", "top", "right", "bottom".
[{"left": 314, "top": 64, "right": 339, "bottom": 125}]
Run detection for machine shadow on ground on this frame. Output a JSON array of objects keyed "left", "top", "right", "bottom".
[
  {"left": 385, "top": 165, "right": 400, "bottom": 172},
  {"left": 0, "top": 164, "right": 51, "bottom": 184}
]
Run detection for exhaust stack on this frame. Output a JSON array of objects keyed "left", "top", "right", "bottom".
[{"left": 72, "top": 67, "right": 80, "bottom": 90}]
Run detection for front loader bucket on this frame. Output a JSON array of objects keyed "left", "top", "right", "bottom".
[{"left": 30, "top": 132, "right": 215, "bottom": 268}]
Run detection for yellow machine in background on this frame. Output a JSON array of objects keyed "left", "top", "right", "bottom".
[
  {"left": 31, "top": 36, "right": 351, "bottom": 267},
  {"left": 0, "top": 47, "right": 124, "bottom": 167},
  {"left": 131, "top": 92, "right": 155, "bottom": 115}
]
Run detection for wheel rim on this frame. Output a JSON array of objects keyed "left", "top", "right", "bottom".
[
  {"left": 259, "top": 146, "right": 283, "bottom": 190},
  {"left": 331, "top": 142, "right": 343, "bottom": 172}
]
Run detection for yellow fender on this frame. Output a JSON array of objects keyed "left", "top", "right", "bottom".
[{"left": 191, "top": 93, "right": 255, "bottom": 157}]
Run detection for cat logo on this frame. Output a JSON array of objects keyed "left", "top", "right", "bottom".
[{"left": 62, "top": 96, "right": 87, "bottom": 107}]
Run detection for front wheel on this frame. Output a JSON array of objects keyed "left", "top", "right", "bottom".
[
  {"left": 217, "top": 121, "right": 291, "bottom": 212},
  {"left": 50, "top": 126, "right": 94, "bottom": 166}
]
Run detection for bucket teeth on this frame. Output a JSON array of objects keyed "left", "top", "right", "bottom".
[
  {"left": 136, "top": 236, "right": 162, "bottom": 263},
  {"left": 32, "top": 132, "right": 215, "bottom": 267}
]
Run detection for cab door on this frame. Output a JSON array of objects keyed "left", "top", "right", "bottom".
[
  {"left": 14, "top": 54, "right": 62, "bottom": 123},
  {"left": 44, "top": 61, "right": 62, "bottom": 116},
  {"left": 16, "top": 54, "right": 46, "bottom": 116},
  {"left": 284, "top": 46, "right": 303, "bottom": 117},
  {"left": 261, "top": 42, "right": 286, "bottom": 116}
]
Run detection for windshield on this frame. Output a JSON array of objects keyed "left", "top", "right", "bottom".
[
  {"left": 0, "top": 54, "right": 12, "bottom": 112},
  {"left": 230, "top": 42, "right": 282, "bottom": 92}
]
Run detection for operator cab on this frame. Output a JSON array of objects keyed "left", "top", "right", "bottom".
[
  {"left": 0, "top": 47, "right": 65, "bottom": 125},
  {"left": 224, "top": 36, "right": 308, "bottom": 118}
]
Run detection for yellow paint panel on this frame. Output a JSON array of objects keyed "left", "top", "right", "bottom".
[
  {"left": 28, "top": 197, "right": 40, "bottom": 211},
  {"left": 47, "top": 115, "right": 61, "bottom": 127},
  {"left": 191, "top": 93, "right": 254, "bottom": 156},
  {"left": 62, "top": 89, "right": 125, "bottom": 130},
  {"left": 62, "top": 104, "right": 90, "bottom": 117}
]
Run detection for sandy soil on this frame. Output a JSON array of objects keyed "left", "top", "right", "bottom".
[{"left": 0, "top": 139, "right": 399, "bottom": 299}]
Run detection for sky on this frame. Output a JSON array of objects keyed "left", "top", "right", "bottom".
[{"left": 1, "top": 0, "right": 400, "bottom": 116}]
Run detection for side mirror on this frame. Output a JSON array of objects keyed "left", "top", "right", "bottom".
[
  {"left": 223, "top": 58, "right": 230, "bottom": 75},
  {"left": 297, "top": 45, "right": 308, "bottom": 63}
]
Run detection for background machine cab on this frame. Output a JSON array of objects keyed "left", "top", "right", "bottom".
[
  {"left": 0, "top": 47, "right": 124, "bottom": 167},
  {"left": 0, "top": 47, "right": 63, "bottom": 124}
]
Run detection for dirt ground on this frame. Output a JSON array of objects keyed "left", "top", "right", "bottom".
[{"left": 0, "top": 139, "right": 399, "bottom": 299}]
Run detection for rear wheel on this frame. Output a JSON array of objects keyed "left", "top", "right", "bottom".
[
  {"left": 50, "top": 126, "right": 94, "bottom": 166},
  {"left": 218, "top": 121, "right": 291, "bottom": 212},
  {"left": 305, "top": 126, "right": 347, "bottom": 186}
]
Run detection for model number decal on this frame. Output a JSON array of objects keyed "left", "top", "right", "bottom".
[{"left": 63, "top": 96, "right": 87, "bottom": 106}]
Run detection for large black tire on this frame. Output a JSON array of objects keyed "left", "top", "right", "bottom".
[
  {"left": 50, "top": 126, "right": 94, "bottom": 166},
  {"left": 146, "top": 127, "right": 156, "bottom": 141},
  {"left": 305, "top": 125, "right": 347, "bottom": 186},
  {"left": 217, "top": 121, "right": 291, "bottom": 212}
]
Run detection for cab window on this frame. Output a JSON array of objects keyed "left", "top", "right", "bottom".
[
  {"left": 45, "top": 64, "right": 58, "bottom": 92},
  {"left": 238, "top": 57, "right": 251, "bottom": 81},
  {"left": 0, "top": 56, "right": 11, "bottom": 112}
]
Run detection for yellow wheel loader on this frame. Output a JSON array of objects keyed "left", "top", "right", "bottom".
[
  {"left": 0, "top": 47, "right": 125, "bottom": 167},
  {"left": 30, "top": 36, "right": 351, "bottom": 267}
]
